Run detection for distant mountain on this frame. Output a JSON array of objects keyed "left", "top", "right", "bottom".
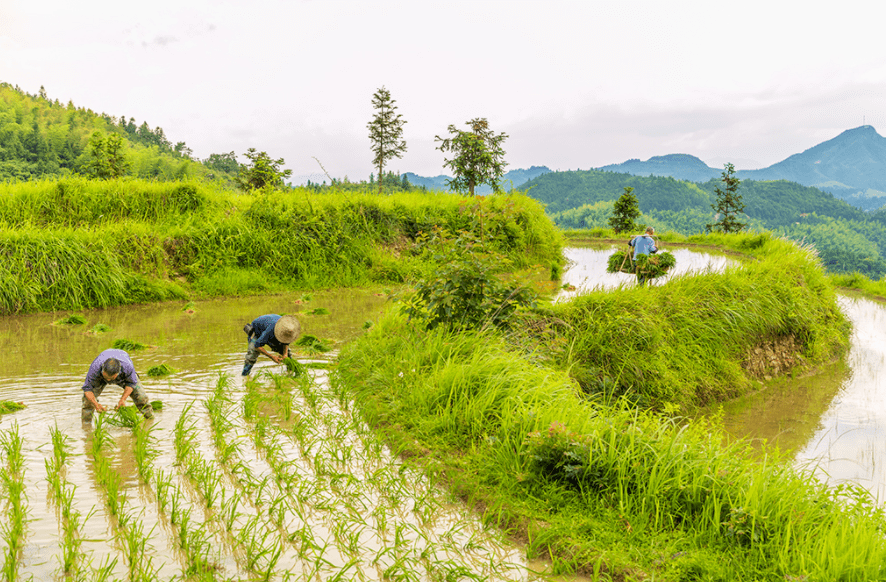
[
  {"left": 596, "top": 126, "right": 886, "bottom": 211},
  {"left": 597, "top": 154, "right": 720, "bottom": 183},
  {"left": 405, "top": 166, "right": 551, "bottom": 194}
]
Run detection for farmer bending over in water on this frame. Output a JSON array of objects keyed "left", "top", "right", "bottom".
[
  {"left": 629, "top": 226, "right": 658, "bottom": 286},
  {"left": 242, "top": 314, "right": 301, "bottom": 376},
  {"left": 82, "top": 349, "right": 153, "bottom": 423}
]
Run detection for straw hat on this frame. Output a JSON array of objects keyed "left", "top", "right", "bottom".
[{"left": 274, "top": 314, "right": 301, "bottom": 344}]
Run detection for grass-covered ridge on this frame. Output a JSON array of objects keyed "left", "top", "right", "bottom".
[
  {"left": 548, "top": 231, "right": 848, "bottom": 409},
  {"left": 0, "top": 177, "right": 563, "bottom": 314},
  {"left": 333, "top": 233, "right": 871, "bottom": 580}
]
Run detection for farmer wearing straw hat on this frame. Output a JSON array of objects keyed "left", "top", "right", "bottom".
[
  {"left": 628, "top": 226, "right": 658, "bottom": 285},
  {"left": 241, "top": 314, "right": 301, "bottom": 376},
  {"left": 81, "top": 349, "right": 153, "bottom": 423}
]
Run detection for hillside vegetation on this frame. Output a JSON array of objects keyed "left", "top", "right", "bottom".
[
  {"left": 334, "top": 231, "right": 878, "bottom": 581},
  {"left": 0, "top": 177, "right": 563, "bottom": 314},
  {"left": 0, "top": 83, "right": 235, "bottom": 182},
  {"left": 522, "top": 169, "right": 886, "bottom": 279}
]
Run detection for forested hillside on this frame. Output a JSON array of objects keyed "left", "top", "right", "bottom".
[
  {"left": 0, "top": 83, "right": 236, "bottom": 183},
  {"left": 522, "top": 169, "right": 886, "bottom": 279}
]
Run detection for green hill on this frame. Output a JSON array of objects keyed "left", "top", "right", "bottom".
[{"left": 0, "top": 83, "right": 236, "bottom": 183}]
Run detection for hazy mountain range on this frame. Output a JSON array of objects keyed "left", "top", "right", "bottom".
[
  {"left": 408, "top": 126, "right": 886, "bottom": 211},
  {"left": 596, "top": 126, "right": 886, "bottom": 211}
]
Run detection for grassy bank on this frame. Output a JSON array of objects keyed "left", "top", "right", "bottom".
[
  {"left": 0, "top": 177, "right": 563, "bottom": 314},
  {"left": 548, "top": 232, "right": 848, "bottom": 410},
  {"left": 332, "top": 234, "right": 875, "bottom": 580}
]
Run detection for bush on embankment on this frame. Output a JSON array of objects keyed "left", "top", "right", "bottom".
[
  {"left": 0, "top": 177, "right": 563, "bottom": 314},
  {"left": 548, "top": 232, "right": 849, "bottom": 410},
  {"left": 334, "top": 307, "right": 882, "bottom": 579}
]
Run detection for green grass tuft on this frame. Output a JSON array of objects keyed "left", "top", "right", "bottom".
[{"left": 54, "top": 314, "right": 87, "bottom": 325}]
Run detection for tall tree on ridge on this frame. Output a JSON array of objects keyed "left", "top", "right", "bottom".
[
  {"left": 707, "top": 163, "right": 747, "bottom": 233},
  {"left": 367, "top": 86, "right": 407, "bottom": 195},
  {"left": 436, "top": 118, "right": 508, "bottom": 196}
]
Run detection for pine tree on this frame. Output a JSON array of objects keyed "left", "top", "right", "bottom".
[
  {"left": 367, "top": 86, "right": 407, "bottom": 195},
  {"left": 706, "top": 163, "right": 747, "bottom": 233},
  {"left": 609, "top": 186, "right": 641, "bottom": 234}
]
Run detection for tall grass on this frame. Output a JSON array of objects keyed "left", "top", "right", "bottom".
[
  {"left": 0, "top": 178, "right": 563, "bottom": 314},
  {"left": 332, "top": 235, "right": 883, "bottom": 580},
  {"left": 547, "top": 232, "right": 848, "bottom": 408}
]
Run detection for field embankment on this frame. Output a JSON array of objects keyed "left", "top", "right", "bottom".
[
  {"left": 334, "top": 232, "right": 875, "bottom": 581},
  {"left": 0, "top": 177, "right": 563, "bottom": 314}
]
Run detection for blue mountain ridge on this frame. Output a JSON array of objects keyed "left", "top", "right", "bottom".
[{"left": 594, "top": 126, "right": 886, "bottom": 211}]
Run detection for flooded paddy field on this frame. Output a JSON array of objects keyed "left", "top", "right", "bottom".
[{"left": 0, "top": 289, "right": 564, "bottom": 581}]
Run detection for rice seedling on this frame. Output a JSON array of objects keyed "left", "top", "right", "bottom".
[
  {"left": 54, "top": 313, "right": 88, "bottom": 325},
  {"left": 112, "top": 338, "right": 148, "bottom": 351},
  {"left": 0, "top": 423, "right": 28, "bottom": 582},
  {"left": 145, "top": 363, "right": 176, "bottom": 377}
]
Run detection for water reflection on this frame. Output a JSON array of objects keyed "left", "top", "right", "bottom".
[{"left": 794, "top": 296, "right": 886, "bottom": 500}]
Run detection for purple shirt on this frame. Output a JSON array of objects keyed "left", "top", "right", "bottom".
[{"left": 82, "top": 349, "right": 139, "bottom": 392}]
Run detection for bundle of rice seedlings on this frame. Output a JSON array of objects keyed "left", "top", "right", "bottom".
[
  {"left": 607, "top": 250, "right": 637, "bottom": 274},
  {"left": 635, "top": 251, "right": 676, "bottom": 279},
  {"left": 54, "top": 314, "right": 87, "bottom": 326},
  {"left": 295, "top": 334, "right": 332, "bottom": 353},
  {"left": 0, "top": 401, "right": 25, "bottom": 415},
  {"left": 607, "top": 250, "right": 677, "bottom": 280},
  {"left": 105, "top": 406, "right": 141, "bottom": 428},
  {"left": 307, "top": 307, "right": 329, "bottom": 316},
  {"left": 282, "top": 357, "right": 304, "bottom": 376},
  {"left": 90, "top": 323, "right": 111, "bottom": 334},
  {"left": 146, "top": 363, "right": 176, "bottom": 377},
  {"left": 112, "top": 338, "right": 147, "bottom": 351}
]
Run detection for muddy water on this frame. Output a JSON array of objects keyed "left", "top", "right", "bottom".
[
  {"left": 0, "top": 288, "right": 586, "bottom": 581},
  {"left": 720, "top": 296, "right": 886, "bottom": 500}
]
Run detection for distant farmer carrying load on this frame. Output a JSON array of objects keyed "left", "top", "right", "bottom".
[
  {"left": 81, "top": 349, "right": 153, "bottom": 423},
  {"left": 242, "top": 314, "right": 301, "bottom": 376},
  {"left": 606, "top": 226, "right": 676, "bottom": 285}
]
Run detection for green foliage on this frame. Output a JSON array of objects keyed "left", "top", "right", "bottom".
[
  {"left": 436, "top": 118, "right": 508, "bottom": 196},
  {"left": 282, "top": 357, "right": 304, "bottom": 376},
  {"left": 90, "top": 323, "right": 111, "bottom": 334},
  {"left": 402, "top": 227, "right": 537, "bottom": 331},
  {"left": 84, "top": 132, "right": 130, "bottom": 179},
  {"left": 367, "top": 86, "right": 407, "bottom": 195},
  {"left": 236, "top": 148, "right": 292, "bottom": 191},
  {"left": 608, "top": 186, "right": 641, "bottom": 234},
  {"left": 707, "top": 163, "right": 747, "bottom": 233}
]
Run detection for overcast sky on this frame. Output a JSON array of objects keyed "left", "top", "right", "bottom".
[{"left": 3, "top": 0, "right": 886, "bottom": 183}]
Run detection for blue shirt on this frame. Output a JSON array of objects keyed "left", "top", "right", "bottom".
[
  {"left": 83, "top": 349, "right": 139, "bottom": 392},
  {"left": 629, "top": 235, "right": 657, "bottom": 259},
  {"left": 249, "top": 314, "right": 288, "bottom": 353}
]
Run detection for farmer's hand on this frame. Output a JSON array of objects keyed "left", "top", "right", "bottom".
[
  {"left": 270, "top": 354, "right": 282, "bottom": 364},
  {"left": 94, "top": 402, "right": 107, "bottom": 414},
  {"left": 116, "top": 398, "right": 127, "bottom": 410}
]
